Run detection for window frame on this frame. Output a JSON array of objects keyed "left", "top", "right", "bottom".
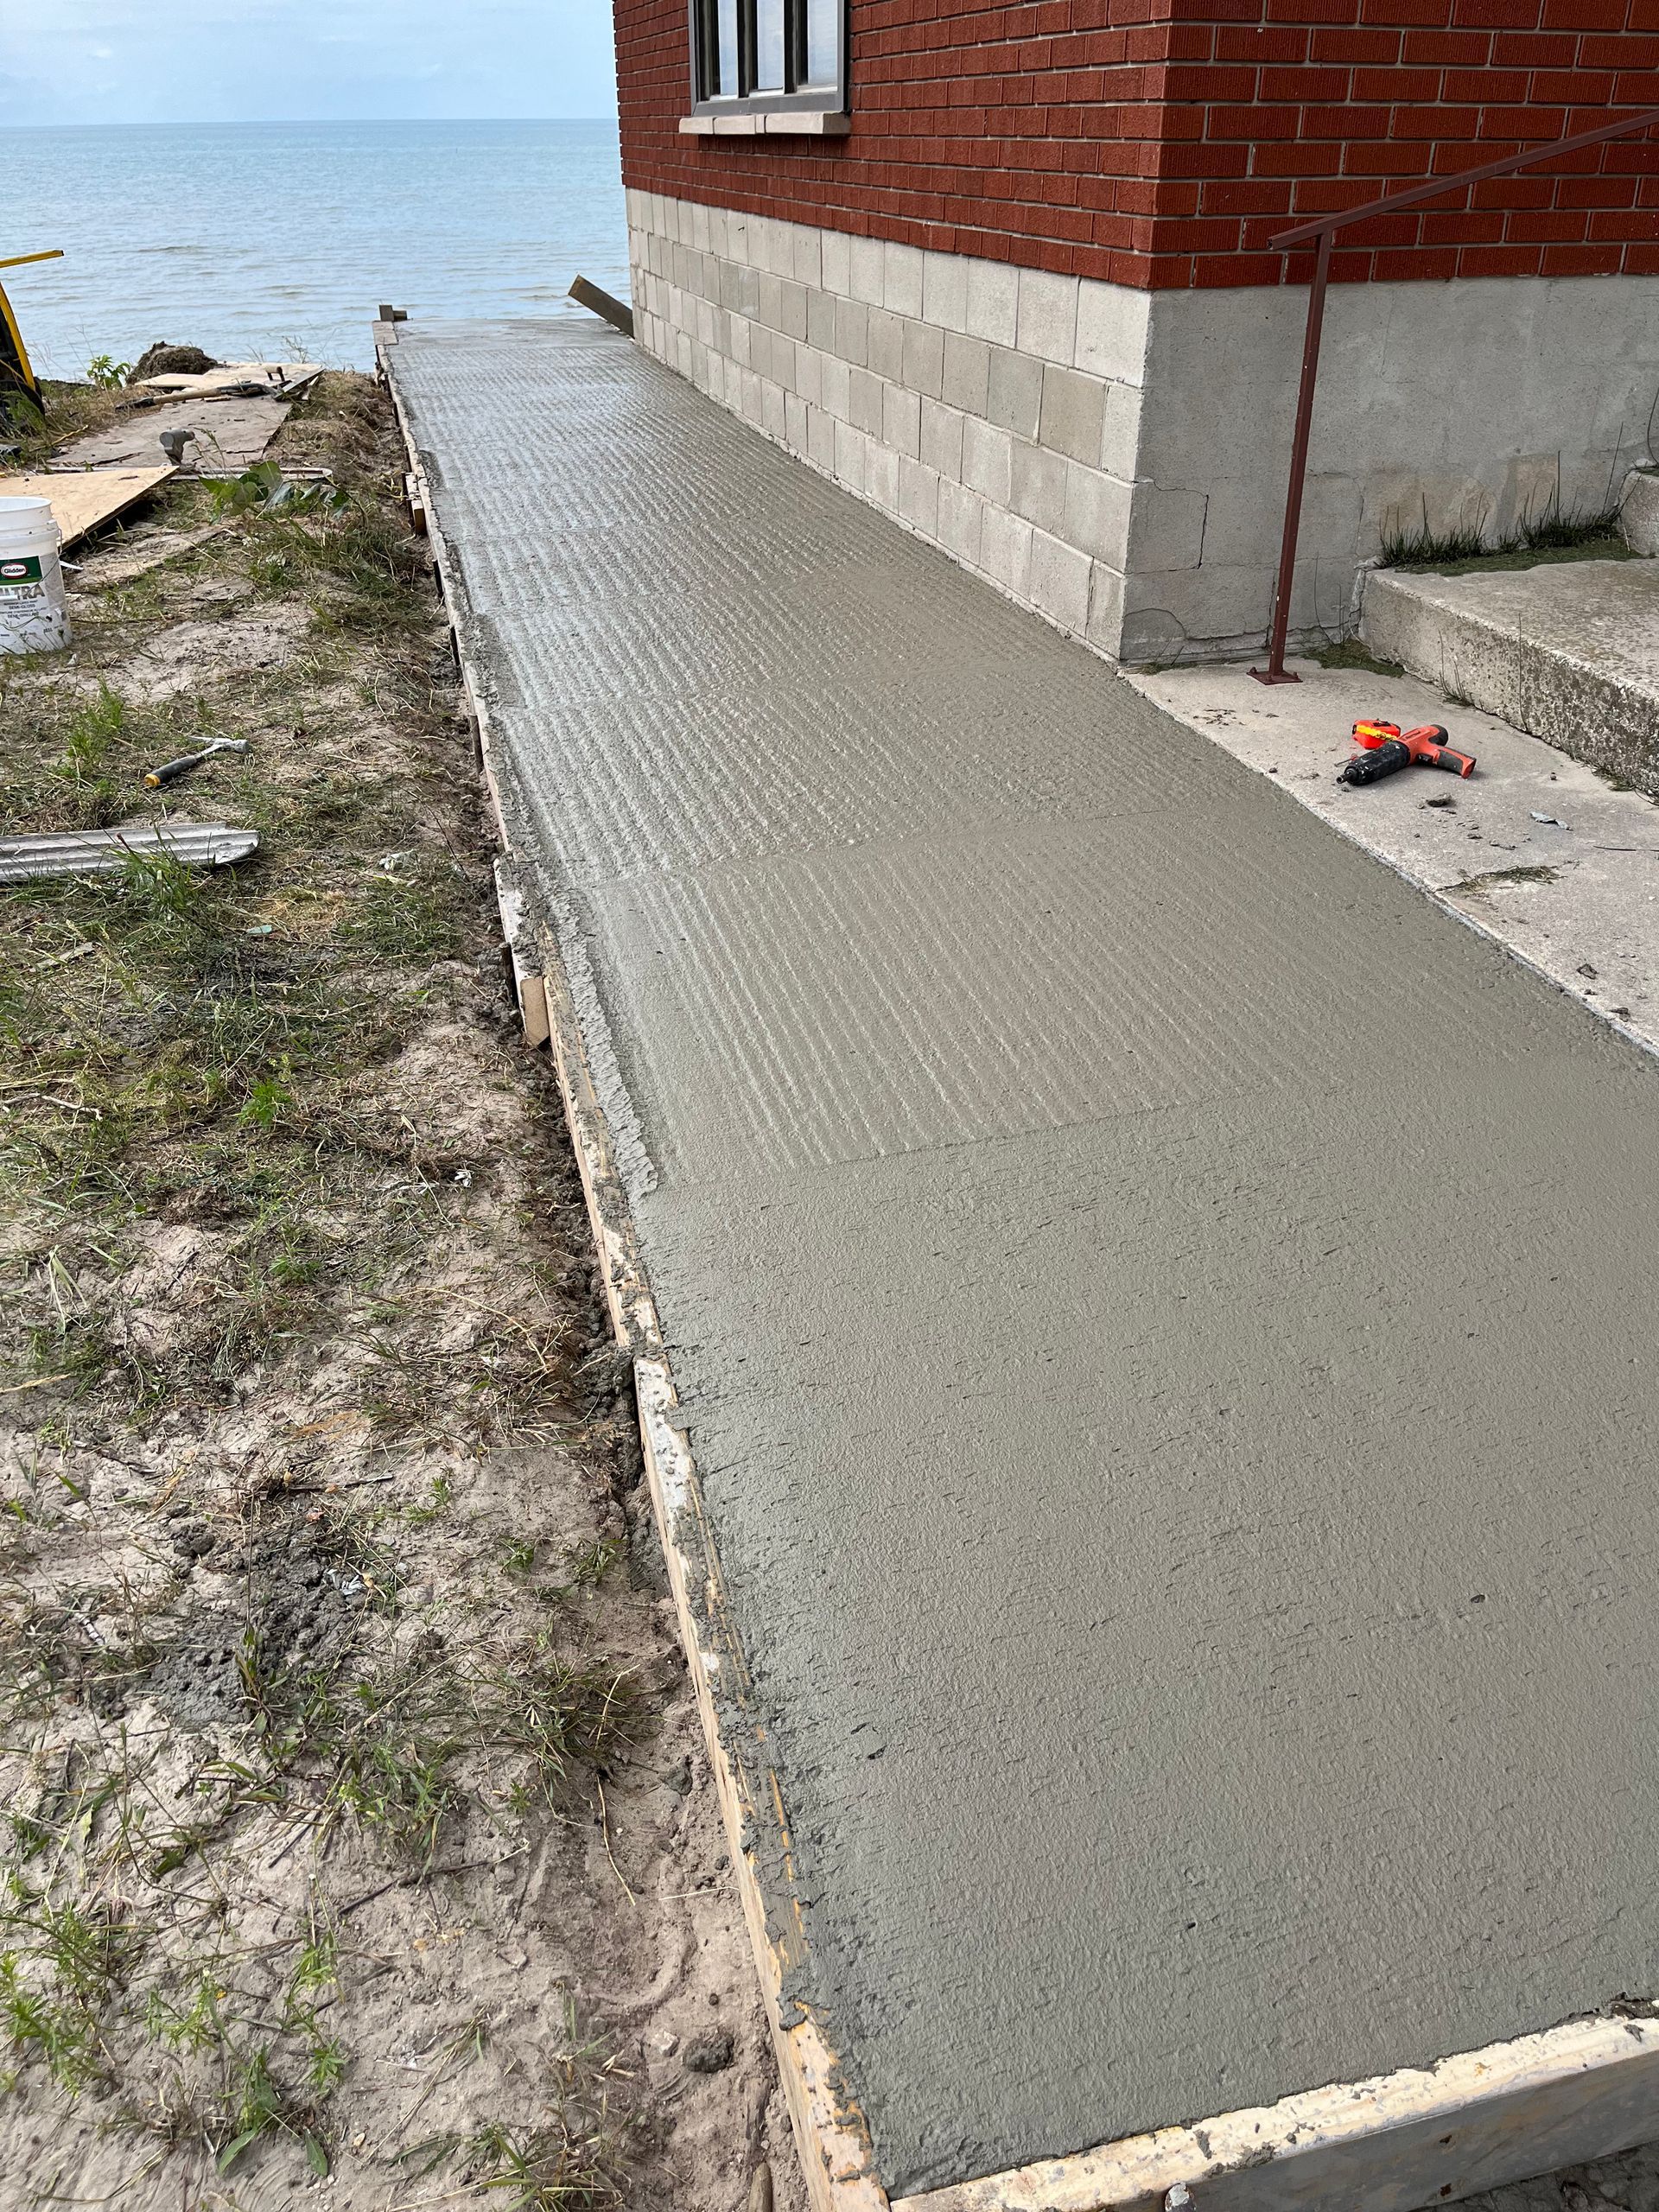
[{"left": 688, "top": 0, "right": 848, "bottom": 118}]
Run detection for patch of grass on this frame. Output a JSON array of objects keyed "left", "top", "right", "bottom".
[
  {"left": 1306, "top": 636, "right": 1405, "bottom": 680},
  {"left": 347, "top": 865, "right": 467, "bottom": 962},
  {"left": 458, "top": 2009, "right": 633, "bottom": 2209},
  {"left": 1379, "top": 488, "right": 1633, "bottom": 575}
]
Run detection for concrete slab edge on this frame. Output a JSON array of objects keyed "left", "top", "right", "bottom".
[
  {"left": 893, "top": 2012, "right": 1659, "bottom": 2212},
  {"left": 376, "top": 325, "right": 892, "bottom": 2212}
]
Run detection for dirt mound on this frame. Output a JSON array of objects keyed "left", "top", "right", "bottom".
[{"left": 130, "top": 341, "right": 219, "bottom": 380}]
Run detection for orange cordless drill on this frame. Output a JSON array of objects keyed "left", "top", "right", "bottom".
[{"left": 1338, "top": 719, "right": 1477, "bottom": 785}]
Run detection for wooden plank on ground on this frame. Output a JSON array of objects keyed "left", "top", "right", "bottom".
[{"left": 0, "top": 466, "right": 176, "bottom": 550}]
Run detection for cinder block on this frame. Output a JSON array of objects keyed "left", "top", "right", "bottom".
[
  {"left": 785, "top": 391, "right": 809, "bottom": 450},
  {"left": 850, "top": 365, "right": 885, "bottom": 437},
  {"left": 708, "top": 207, "right": 729, "bottom": 258},
  {"left": 904, "top": 319, "right": 946, "bottom": 401},
  {"left": 1029, "top": 529, "right": 1093, "bottom": 632},
  {"left": 834, "top": 416, "right": 868, "bottom": 495},
  {"left": 899, "top": 454, "right": 942, "bottom": 536},
  {"left": 979, "top": 503, "right": 1034, "bottom": 598},
  {"left": 1121, "top": 563, "right": 1274, "bottom": 653},
  {"left": 1065, "top": 461, "right": 1132, "bottom": 566},
  {"left": 965, "top": 257, "right": 1020, "bottom": 348},
  {"left": 885, "top": 241, "right": 925, "bottom": 319},
  {"left": 757, "top": 272, "right": 783, "bottom": 333},
  {"left": 923, "top": 250, "right": 969, "bottom": 334},
  {"left": 821, "top": 228, "right": 851, "bottom": 298},
  {"left": 794, "top": 229, "right": 822, "bottom": 290},
  {"left": 987, "top": 347, "right": 1045, "bottom": 442},
  {"left": 807, "top": 289, "right": 836, "bottom": 353},
  {"left": 807, "top": 402, "right": 836, "bottom": 471},
  {"left": 821, "top": 353, "right": 852, "bottom": 423},
  {"left": 868, "top": 308, "right": 906, "bottom": 385},
  {"left": 938, "top": 478, "right": 985, "bottom": 566},
  {"left": 730, "top": 315, "right": 753, "bottom": 370},
  {"left": 762, "top": 378, "right": 786, "bottom": 441},
  {"left": 1010, "top": 440, "right": 1068, "bottom": 536},
  {"left": 836, "top": 297, "right": 869, "bottom": 368},
  {"left": 867, "top": 437, "right": 901, "bottom": 512},
  {"left": 779, "top": 280, "right": 808, "bottom": 342},
  {"left": 850, "top": 233, "right": 885, "bottom": 306},
  {"left": 1039, "top": 365, "right": 1106, "bottom": 467},
  {"left": 795, "top": 344, "right": 824, "bottom": 410},
  {"left": 1086, "top": 561, "right": 1126, "bottom": 658},
  {"left": 943, "top": 331, "right": 991, "bottom": 417},
  {"left": 962, "top": 416, "right": 1014, "bottom": 505},
  {"left": 884, "top": 382, "right": 923, "bottom": 460},
  {"left": 1100, "top": 382, "right": 1141, "bottom": 480},
  {"left": 1016, "top": 268, "right": 1079, "bottom": 366},
  {"left": 920, "top": 396, "right": 964, "bottom": 481}
]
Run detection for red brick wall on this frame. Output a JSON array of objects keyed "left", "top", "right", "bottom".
[{"left": 614, "top": 0, "right": 1659, "bottom": 288}]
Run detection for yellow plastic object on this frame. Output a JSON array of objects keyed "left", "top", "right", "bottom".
[{"left": 0, "top": 250, "right": 64, "bottom": 410}]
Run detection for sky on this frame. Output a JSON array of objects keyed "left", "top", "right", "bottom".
[{"left": 0, "top": 0, "right": 620, "bottom": 127}]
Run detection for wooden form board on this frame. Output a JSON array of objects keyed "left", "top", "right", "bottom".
[
  {"left": 378, "top": 323, "right": 1659, "bottom": 2212},
  {"left": 1, "top": 466, "right": 175, "bottom": 550}
]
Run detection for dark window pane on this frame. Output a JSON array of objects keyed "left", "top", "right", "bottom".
[
  {"left": 754, "top": 0, "right": 785, "bottom": 89},
  {"left": 803, "top": 0, "right": 838, "bottom": 89},
  {"left": 716, "top": 0, "right": 739, "bottom": 94}
]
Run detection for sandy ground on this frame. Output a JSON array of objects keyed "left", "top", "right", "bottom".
[{"left": 0, "top": 375, "right": 802, "bottom": 2212}]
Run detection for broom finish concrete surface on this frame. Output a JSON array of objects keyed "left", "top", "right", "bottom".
[{"left": 387, "top": 317, "right": 1659, "bottom": 2205}]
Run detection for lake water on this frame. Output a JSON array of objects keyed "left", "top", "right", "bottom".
[{"left": 2, "top": 119, "right": 629, "bottom": 380}]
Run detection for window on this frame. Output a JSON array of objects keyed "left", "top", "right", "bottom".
[{"left": 690, "top": 0, "right": 846, "bottom": 116}]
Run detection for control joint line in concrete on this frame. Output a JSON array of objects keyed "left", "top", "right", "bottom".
[{"left": 383, "top": 316, "right": 1659, "bottom": 2212}]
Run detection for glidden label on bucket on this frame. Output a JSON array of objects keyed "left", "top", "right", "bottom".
[{"left": 0, "top": 556, "right": 42, "bottom": 584}]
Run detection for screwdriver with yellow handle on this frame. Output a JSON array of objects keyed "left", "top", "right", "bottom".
[{"left": 1338, "top": 718, "right": 1476, "bottom": 785}]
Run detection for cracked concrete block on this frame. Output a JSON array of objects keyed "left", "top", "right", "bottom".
[
  {"left": 1011, "top": 441, "right": 1068, "bottom": 536},
  {"left": 904, "top": 319, "right": 946, "bottom": 401},
  {"left": 962, "top": 416, "right": 1014, "bottom": 505},
  {"left": 943, "top": 331, "right": 991, "bottom": 418},
  {"left": 965, "top": 257, "right": 1020, "bottom": 348},
  {"left": 849, "top": 365, "right": 885, "bottom": 438},
  {"left": 988, "top": 347, "right": 1045, "bottom": 442},
  {"left": 923, "top": 250, "right": 969, "bottom": 334},
  {"left": 850, "top": 233, "right": 885, "bottom": 305},
  {"left": 1029, "top": 529, "right": 1092, "bottom": 631},
  {"left": 885, "top": 241, "right": 925, "bottom": 318},
  {"left": 920, "top": 397, "right": 964, "bottom": 481},
  {"left": 899, "top": 454, "right": 941, "bottom": 536},
  {"left": 1121, "top": 562, "right": 1274, "bottom": 655},
  {"left": 1128, "top": 485, "right": 1210, "bottom": 573},
  {"left": 1017, "top": 267, "right": 1079, "bottom": 366},
  {"left": 1065, "top": 462, "right": 1132, "bottom": 566},
  {"left": 836, "top": 297, "right": 869, "bottom": 368},
  {"left": 937, "top": 478, "right": 985, "bottom": 565},
  {"left": 884, "top": 382, "right": 923, "bottom": 461},
  {"left": 1039, "top": 365, "right": 1106, "bottom": 467},
  {"left": 821, "top": 227, "right": 850, "bottom": 297},
  {"left": 868, "top": 307, "right": 906, "bottom": 385}
]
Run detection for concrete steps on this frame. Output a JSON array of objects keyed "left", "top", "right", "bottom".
[{"left": 1361, "top": 556, "right": 1659, "bottom": 797}]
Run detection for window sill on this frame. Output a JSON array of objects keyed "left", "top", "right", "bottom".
[{"left": 679, "top": 111, "right": 850, "bottom": 136}]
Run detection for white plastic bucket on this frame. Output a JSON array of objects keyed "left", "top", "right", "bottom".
[{"left": 0, "top": 495, "right": 69, "bottom": 655}]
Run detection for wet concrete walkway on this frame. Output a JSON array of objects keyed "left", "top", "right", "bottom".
[{"left": 387, "top": 318, "right": 1659, "bottom": 2206}]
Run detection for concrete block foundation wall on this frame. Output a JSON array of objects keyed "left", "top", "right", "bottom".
[{"left": 630, "top": 188, "right": 1659, "bottom": 661}]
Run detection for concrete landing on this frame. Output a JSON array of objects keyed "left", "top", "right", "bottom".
[
  {"left": 1363, "top": 558, "right": 1659, "bottom": 797},
  {"left": 385, "top": 318, "right": 1659, "bottom": 2211}
]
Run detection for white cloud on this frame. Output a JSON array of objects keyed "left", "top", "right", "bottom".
[{"left": 0, "top": 0, "right": 619, "bottom": 124}]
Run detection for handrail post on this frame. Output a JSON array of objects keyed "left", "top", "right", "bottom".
[{"left": 1251, "top": 226, "right": 1331, "bottom": 686}]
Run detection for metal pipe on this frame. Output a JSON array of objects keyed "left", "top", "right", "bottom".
[{"left": 1251, "top": 228, "right": 1330, "bottom": 686}]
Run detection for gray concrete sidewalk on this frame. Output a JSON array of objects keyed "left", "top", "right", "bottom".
[{"left": 387, "top": 317, "right": 1659, "bottom": 2209}]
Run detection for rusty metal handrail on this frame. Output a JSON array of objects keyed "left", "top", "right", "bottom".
[{"left": 1250, "top": 105, "right": 1659, "bottom": 685}]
